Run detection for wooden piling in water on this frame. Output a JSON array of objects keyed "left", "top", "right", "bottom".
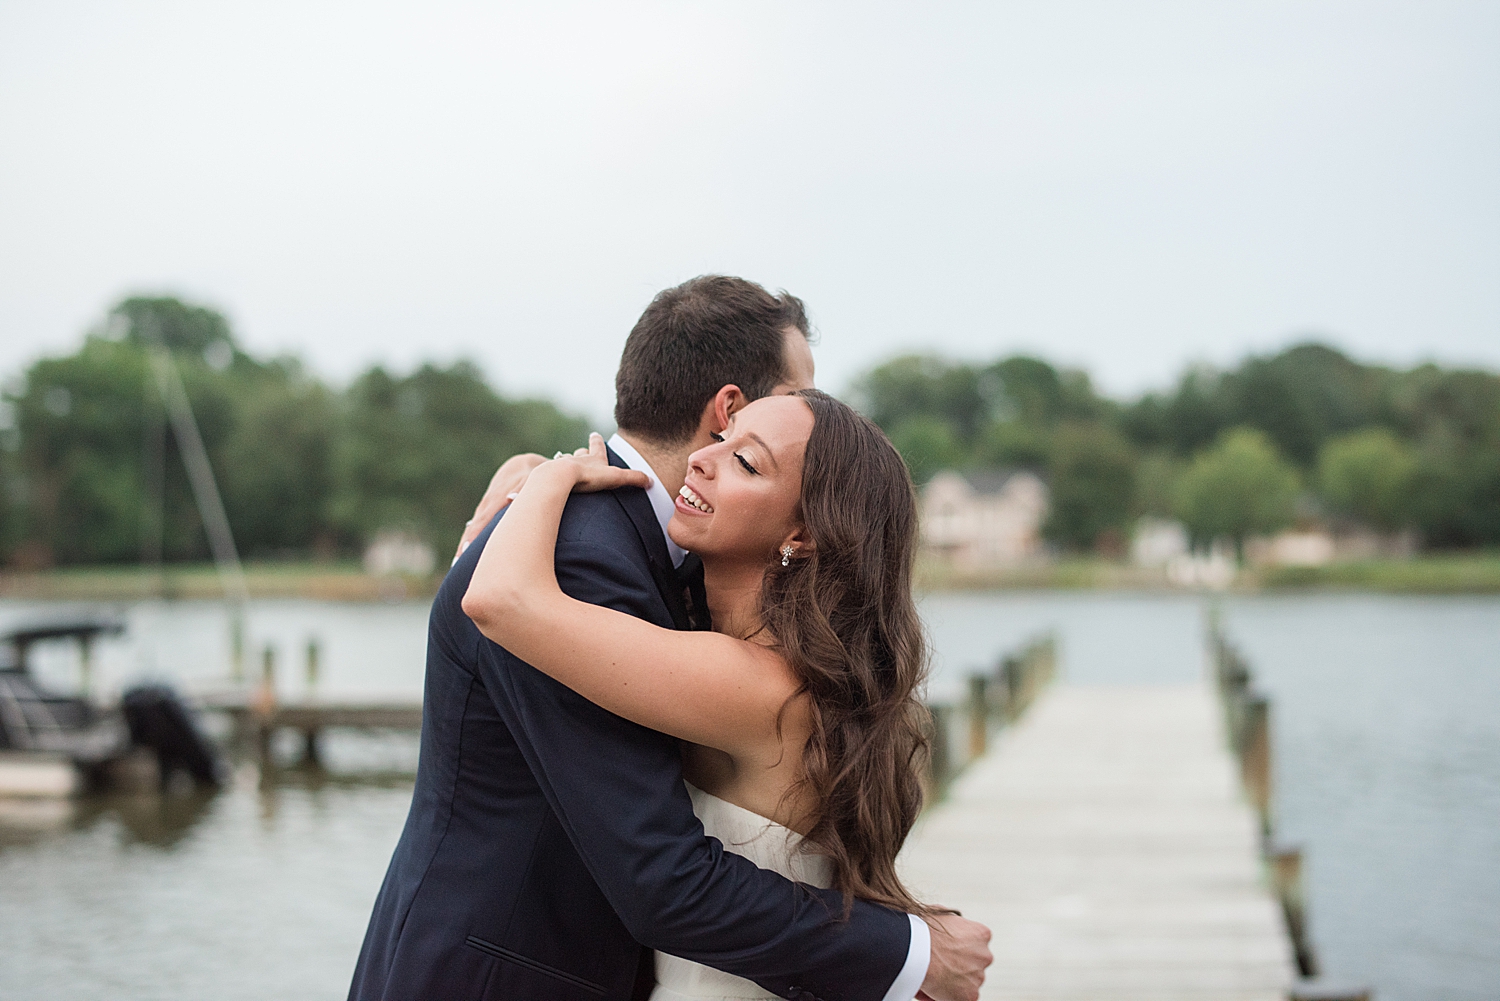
[
  {"left": 254, "top": 644, "right": 276, "bottom": 765},
  {"left": 923, "top": 633, "right": 1055, "bottom": 799},
  {"left": 305, "top": 637, "right": 320, "bottom": 690},
  {"left": 1241, "top": 695, "right": 1272, "bottom": 835},
  {"left": 1209, "top": 616, "right": 1371, "bottom": 996},
  {"left": 967, "top": 675, "right": 988, "bottom": 759},
  {"left": 1272, "top": 846, "right": 1318, "bottom": 978}
]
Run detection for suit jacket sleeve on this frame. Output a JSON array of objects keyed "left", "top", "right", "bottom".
[{"left": 467, "top": 534, "right": 912, "bottom": 1001}]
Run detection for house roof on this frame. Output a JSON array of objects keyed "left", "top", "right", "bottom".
[{"left": 933, "top": 467, "right": 1045, "bottom": 496}]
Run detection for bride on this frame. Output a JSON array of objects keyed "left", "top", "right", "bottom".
[{"left": 463, "top": 389, "right": 949, "bottom": 1001}]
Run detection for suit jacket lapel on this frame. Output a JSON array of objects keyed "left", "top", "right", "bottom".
[{"left": 606, "top": 445, "right": 692, "bottom": 631}]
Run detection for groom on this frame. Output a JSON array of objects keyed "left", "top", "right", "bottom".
[{"left": 349, "top": 276, "right": 991, "bottom": 1001}]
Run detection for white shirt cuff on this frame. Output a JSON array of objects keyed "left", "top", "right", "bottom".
[{"left": 881, "top": 914, "right": 930, "bottom": 1001}]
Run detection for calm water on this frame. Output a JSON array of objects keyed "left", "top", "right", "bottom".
[{"left": 1, "top": 592, "right": 1496, "bottom": 1000}]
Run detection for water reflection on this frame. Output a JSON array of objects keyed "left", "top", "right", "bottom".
[
  {"left": 82, "top": 789, "right": 220, "bottom": 848},
  {"left": 1, "top": 727, "right": 418, "bottom": 850},
  {"left": 0, "top": 774, "right": 219, "bottom": 849}
]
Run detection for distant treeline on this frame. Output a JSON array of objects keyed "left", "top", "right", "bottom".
[
  {"left": 2, "top": 297, "right": 1497, "bottom": 569},
  {"left": 0, "top": 297, "right": 588, "bottom": 567},
  {"left": 854, "top": 346, "right": 1500, "bottom": 554}
]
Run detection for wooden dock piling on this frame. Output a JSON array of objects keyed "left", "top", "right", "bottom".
[
  {"left": 968, "top": 674, "right": 989, "bottom": 759},
  {"left": 923, "top": 635, "right": 1055, "bottom": 800}
]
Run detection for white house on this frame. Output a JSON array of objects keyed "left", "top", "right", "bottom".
[
  {"left": 1131, "top": 517, "right": 1190, "bottom": 567},
  {"left": 1246, "top": 531, "right": 1336, "bottom": 567},
  {"left": 1132, "top": 517, "right": 1236, "bottom": 589},
  {"left": 363, "top": 530, "right": 437, "bottom": 577},
  {"left": 920, "top": 470, "right": 1049, "bottom": 568}
]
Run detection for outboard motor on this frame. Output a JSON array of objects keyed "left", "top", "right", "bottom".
[{"left": 121, "top": 685, "right": 222, "bottom": 789}]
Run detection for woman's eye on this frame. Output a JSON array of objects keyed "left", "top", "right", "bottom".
[
  {"left": 734, "top": 452, "right": 759, "bottom": 475},
  {"left": 709, "top": 431, "right": 725, "bottom": 443}
]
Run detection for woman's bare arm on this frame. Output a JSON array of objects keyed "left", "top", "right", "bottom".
[{"left": 461, "top": 435, "right": 800, "bottom": 757}]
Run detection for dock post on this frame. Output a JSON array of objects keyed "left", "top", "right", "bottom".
[
  {"left": 301, "top": 728, "right": 322, "bottom": 769},
  {"left": 998, "top": 655, "right": 1019, "bottom": 721},
  {"left": 967, "top": 674, "right": 989, "bottom": 759},
  {"left": 926, "top": 704, "right": 953, "bottom": 799},
  {"left": 78, "top": 632, "right": 94, "bottom": 697},
  {"left": 254, "top": 644, "right": 277, "bottom": 766},
  {"left": 305, "top": 637, "right": 321, "bottom": 691},
  {"left": 1272, "top": 846, "right": 1318, "bottom": 977},
  {"left": 298, "top": 638, "right": 324, "bottom": 767},
  {"left": 1241, "top": 695, "right": 1272, "bottom": 835},
  {"left": 230, "top": 613, "right": 246, "bottom": 683}
]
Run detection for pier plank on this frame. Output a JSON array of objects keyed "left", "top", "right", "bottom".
[{"left": 900, "top": 684, "right": 1295, "bottom": 1000}]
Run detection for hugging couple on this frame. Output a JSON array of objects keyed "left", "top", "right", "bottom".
[{"left": 348, "top": 276, "right": 993, "bottom": 1001}]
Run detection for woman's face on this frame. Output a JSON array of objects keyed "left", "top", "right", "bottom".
[{"left": 668, "top": 395, "right": 813, "bottom": 563}]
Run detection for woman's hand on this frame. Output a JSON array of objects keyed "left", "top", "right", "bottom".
[
  {"left": 455, "top": 452, "right": 549, "bottom": 562},
  {"left": 555, "top": 433, "right": 652, "bottom": 493},
  {"left": 454, "top": 435, "right": 650, "bottom": 563}
]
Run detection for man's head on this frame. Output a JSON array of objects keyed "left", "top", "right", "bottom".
[{"left": 614, "top": 275, "right": 815, "bottom": 448}]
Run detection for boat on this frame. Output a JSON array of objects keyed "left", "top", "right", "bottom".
[{"left": 0, "top": 618, "right": 220, "bottom": 797}]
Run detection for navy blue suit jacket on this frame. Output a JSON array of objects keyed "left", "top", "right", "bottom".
[{"left": 349, "top": 458, "right": 910, "bottom": 1001}]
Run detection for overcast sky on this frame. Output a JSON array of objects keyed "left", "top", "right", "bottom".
[{"left": 2, "top": 1, "right": 1496, "bottom": 422}]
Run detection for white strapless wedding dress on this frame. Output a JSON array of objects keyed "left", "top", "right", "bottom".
[{"left": 649, "top": 783, "right": 833, "bottom": 1001}]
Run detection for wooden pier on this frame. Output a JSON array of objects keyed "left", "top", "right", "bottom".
[
  {"left": 197, "top": 692, "right": 422, "bottom": 766},
  {"left": 901, "top": 682, "right": 1296, "bottom": 1001},
  {"left": 201, "top": 698, "right": 424, "bottom": 733}
]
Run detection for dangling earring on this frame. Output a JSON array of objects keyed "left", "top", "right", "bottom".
[{"left": 781, "top": 545, "right": 793, "bottom": 567}]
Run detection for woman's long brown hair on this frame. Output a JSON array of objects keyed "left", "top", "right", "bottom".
[{"left": 759, "top": 389, "right": 935, "bottom": 916}]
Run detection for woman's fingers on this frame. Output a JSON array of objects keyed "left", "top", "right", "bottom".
[
  {"left": 571, "top": 464, "right": 651, "bottom": 494},
  {"left": 562, "top": 433, "right": 651, "bottom": 493}
]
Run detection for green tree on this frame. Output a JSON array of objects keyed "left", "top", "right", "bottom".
[
  {"left": 329, "top": 362, "right": 587, "bottom": 550},
  {"left": 1410, "top": 430, "right": 1500, "bottom": 548},
  {"left": 220, "top": 365, "right": 338, "bottom": 556},
  {"left": 1389, "top": 364, "right": 1500, "bottom": 449},
  {"left": 1121, "top": 345, "right": 1393, "bottom": 465},
  {"left": 855, "top": 353, "right": 1111, "bottom": 478},
  {"left": 976, "top": 419, "right": 1051, "bottom": 470},
  {"left": 984, "top": 356, "right": 1063, "bottom": 424},
  {"left": 1133, "top": 451, "right": 1183, "bottom": 518},
  {"left": 1042, "top": 421, "right": 1137, "bottom": 551},
  {"left": 116, "top": 295, "right": 237, "bottom": 356},
  {"left": 888, "top": 416, "right": 963, "bottom": 486},
  {"left": 1120, "top": 366, "right": 1229, "bottom": 457},
  {"left": 1318, "top": 429, "right": 1418, "bottom": 531},
  {"left": 854, "top": 355, "right": 988, "bottom": 448},
  {"left": 0, "top": 402, "right": 23, "bottom": 562},
  {"left": 10, "top": 336, "right": 158, "bottom": 564},
  {"left": 7, "top": 298, "right": 315, "bottom": 565},
  {"left": 1174, "top": 428, "right": 1299, "bottom": 559},
  {"left": 1221, "top": 344, "right": 1380, "bottom": 466}
]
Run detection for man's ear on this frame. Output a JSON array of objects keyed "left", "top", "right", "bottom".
[{"left": 710, "top": 385, "right": 748, "bottom": 435}]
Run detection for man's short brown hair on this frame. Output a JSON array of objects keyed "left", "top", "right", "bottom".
[{"left": 613, "top": 275, "right": 810, "bottom": 445}]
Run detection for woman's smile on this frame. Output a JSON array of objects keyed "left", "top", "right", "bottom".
[{"left": 676, "top": 483, "right": 714, "bottom": 514}]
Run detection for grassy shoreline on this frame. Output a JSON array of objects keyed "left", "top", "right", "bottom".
[
  {"left": 0, "top": 561, "right": 441, "bottom": 603},
  {"left": 914, "top": 552, "right": 1500, "bottom": 595},
  {"left": 2, "top": 552, "right": 1498, "bottom": 603}
]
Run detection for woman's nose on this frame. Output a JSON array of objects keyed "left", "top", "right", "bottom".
[{"left": 687, "top": 448, "right": 711, "bottom": 478}]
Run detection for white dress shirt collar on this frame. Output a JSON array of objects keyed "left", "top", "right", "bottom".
[{"left": 608, "top": 433, "right": 687, "bottom": 568}]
